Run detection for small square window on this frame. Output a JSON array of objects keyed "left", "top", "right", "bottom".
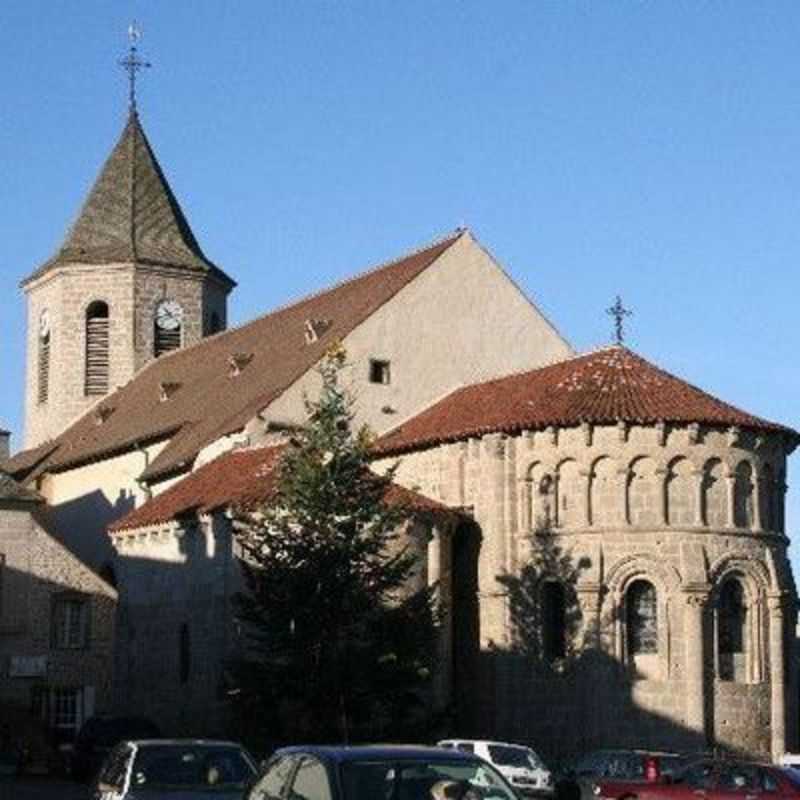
[{"left": 369, "top": 359, "right": 391, "bottom": 385}]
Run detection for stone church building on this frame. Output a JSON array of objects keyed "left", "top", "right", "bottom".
[{"left": 2, "top": 105, "right": 797, "bottom": 761}]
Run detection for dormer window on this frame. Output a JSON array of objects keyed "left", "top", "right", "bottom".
[
  {"left": 369, "top": 359, "right": 391, "bottom": 385},
  {"left": 304, "top": 318, "right": 331, "bottom": 345},
  {"left": 229, "top": 352, "right": 254, "bottom": 377},
  {"left": 159, "top": 381, "right": 182, "bottom": 402}
]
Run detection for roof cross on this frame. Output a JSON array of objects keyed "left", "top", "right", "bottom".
[
  {"left": 118, "top": 22, "right": 151, "bottom": 113},
  {"left": 606, "top": 295, "right": 632, "bottom": 345}
]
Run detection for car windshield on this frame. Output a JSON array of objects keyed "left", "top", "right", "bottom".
[
  {"left": 131, "top": 744, "right": 255, "bottom": 791},
  {"left": 487, "top": 746, "right": 543, "bottom": 771},
  {"left": 342, "top": 758, "right": 518, "bottom": 800}
]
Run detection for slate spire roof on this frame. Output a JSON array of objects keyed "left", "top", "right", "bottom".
[
  {"left": 374, "top": 346, "right": 798, "bottom": 456},
  {"left": 24, "top": 111, "right": 233, "bottom": 286}
]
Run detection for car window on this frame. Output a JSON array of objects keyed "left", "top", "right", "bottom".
[
  {"left": 252, "top": 756, "right": 297, "bottom": 800},
  {"left": 718, "top": 765, "right": 759, "bottom": 791},
  {"left": 290, "top": 757, "right": 332, "bottom": 800},
  {"left": 574, "top": 752, "right": 607, "bottom": 775},
  {"left": 131, "top": 743, "right": 254, "bottom": 790},
  {"left": 98, "top": 744, "right": 130, "bottom": 789},
  {"left": 457, "top": 744, "right": 475, "bottom": 754},
  {"left": 681, "top": 762, "right": 716, "bottom": 790},
  {"left": 487, "top": 745, "right": 539, "bottom": 770},
  {"left": 761, "top": 769, "right": 779, "bottom": 793}
]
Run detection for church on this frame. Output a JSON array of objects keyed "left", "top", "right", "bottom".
[{"left": 1, "top": 81, "right": 797, "bottom": 762}]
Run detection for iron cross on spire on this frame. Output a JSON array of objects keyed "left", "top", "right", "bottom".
[
  {"left": 606, "top": 295, "right": 633, "bottom": 345},
  {"left": 118, "top": 22, "right": 151, "bottom": 113}
]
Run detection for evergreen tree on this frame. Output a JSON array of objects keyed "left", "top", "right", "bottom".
[{"left": 229, "top": 344, "right": 438, "bottom": 745}]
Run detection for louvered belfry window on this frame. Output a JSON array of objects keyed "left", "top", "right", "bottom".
[
  {"left": 38, "top": 332, "right": 50, "bottom": 404},
  {"left": 85, "top": 301, "right": 110, "bottom": 396}
]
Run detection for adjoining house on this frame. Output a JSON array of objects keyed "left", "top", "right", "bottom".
[
  {"left": 0, "top": 469, "right": 116, "bottom": 752},
  {"left": 105, "top": 444, "right": 460, "bottom": 736}
]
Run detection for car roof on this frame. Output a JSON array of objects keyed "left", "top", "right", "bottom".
[
  {"left": 439, "top": 740, "right": 537, "bottom": 750},
  {"left": 274, "top": 745, "right": 482, "bottom": 764},
  {"left": 128, "top": 739, "right": 245, "bottom": 748}
]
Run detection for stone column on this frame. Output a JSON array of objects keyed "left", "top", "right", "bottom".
[
  {"left": 579, "top": 468, "right": 591, "bottom": 528},
  {"left": 619, "top": 467, "right": 631, "bottom": 524},
  {"left": 752, "top": 476, "right": 764, "bottom": 533},
  {"left": 655, "top": 467, "right": 668, "bottom": 525},
  {"left": 577, "top": 584, "right": 603, "bottom": 651},
  {"left": 768, "top": 593, "right": 787, "bottom": 762},
  {"left": 683, "top": 588, "right": 710, "bottom": 741},
  {"left": 692, "top": 468, "right": 705, "bottom": 525},
  {"left": 724, "top": 469, "right": 736, "bottom": 529}
]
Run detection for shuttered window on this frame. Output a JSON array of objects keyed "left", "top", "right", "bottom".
[
  {"left": 155, "top": 324, "right": 181, "bottom": 357},
  {"left": 38, "top": 333, "right": 50, "bottom": 404},
  {"left": 85, "top": 301, "right": 110, "bottom": 396}
]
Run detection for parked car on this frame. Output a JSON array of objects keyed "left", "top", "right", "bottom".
[
  {"left": 247, "top": 745, "right": 520, "bottom": 800},
  {"left": 594, "top": 758, "right": 800, "bottom": 800},
  {"left": 73, "top": 715, "right": 161, "bottom": 781},
  {"left": 561, "top": 750, "right": 690, "bottom": 800},
  {"left": 91, "top": 739, "right": 257, "bottom": 799},
  {"left": 438, "top": 739, "right": 554, "bottom": 796}
]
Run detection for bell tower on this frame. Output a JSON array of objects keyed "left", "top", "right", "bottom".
[{"left": 22, "top": 29, "right": 235, "bottom": 448}]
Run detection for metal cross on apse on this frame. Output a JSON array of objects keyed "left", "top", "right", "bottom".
[
  {"left": 118, "top": 22, "right": 151, "bottom": 113},
  {"left": 606, "top": 295, "right": 632, "bottom": 345}
]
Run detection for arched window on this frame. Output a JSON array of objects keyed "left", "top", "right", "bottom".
[
  {"left": 666, "top": 457, "right": 695, "bottom": 526},
  {"left": 541, "top": 581, "right": 567, "bottom": 662},
  {"left": 154, "top": 300, "right": 183, "bottom": 357},
  {"left": 589, "top": 456, "right": 616, "bottom": 527},
  {"left": 556, "top": 460, "right": 581, "bottom": 528},
  {"left": 85, "top": 301, "right": 110, "bottom": 396},
  {"left": 626, "top": 580, "right": 658, "bottom": 655},
  {"left": 718, "top": 579, "right": 747, "bottom": 682},
  {"left": 702, "top": 459, "right": 726, "bottom": 528},
  {"left": 527, "top": 463, "right": 554, "bottom": 532},
  {"left": 733, "top": 461, "right": 754, "bottom": 528},
  {"left": 38, "top": 311, "right": 51, "bottom": 404},
  {"left": 627, "top": 457, "right": 658, "bottom": 527}
]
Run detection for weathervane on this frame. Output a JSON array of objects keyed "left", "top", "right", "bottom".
[
  {"left": 118, "top": 22, "right": 151, "bottom": 113},
  {"left": 606, "top": 295, "right": 632, "bottom": 345}
]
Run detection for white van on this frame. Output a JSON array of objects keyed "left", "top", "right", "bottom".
[{"left": 437, "top": 739, "right": 554, "bottom": 796}]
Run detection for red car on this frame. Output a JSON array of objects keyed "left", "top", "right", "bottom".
[{"left": 595, "top": 760, "right": 800, "bottom": 800}]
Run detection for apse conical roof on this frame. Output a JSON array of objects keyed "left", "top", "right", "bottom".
[{"left": 25, "top": 112, "right": 233, "bottom": 286}]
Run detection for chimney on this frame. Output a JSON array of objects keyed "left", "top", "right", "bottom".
[{"left": 0, "top": 429, "right": 9, "bottom": 461}]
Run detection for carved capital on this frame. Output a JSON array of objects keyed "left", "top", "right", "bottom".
[
  {"left": 688, "top": 422, "right": 700, "bottom": 445},
  {"left": 684, "top": 592, "right": 708, "bottom": 608}
]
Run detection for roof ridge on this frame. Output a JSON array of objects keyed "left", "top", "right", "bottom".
[{"left": 130, "top": 227, "right": 467, "bottom": 367}]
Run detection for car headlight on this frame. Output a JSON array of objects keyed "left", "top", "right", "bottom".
[{"left": 593, "top": 785, "right": 602, "bottom": 796}]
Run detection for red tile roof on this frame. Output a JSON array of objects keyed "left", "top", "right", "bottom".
[
  {"left": 11, "top": 231, "right": 464, "bottom": 482},
  {"left": 109, "top": 444, "right": 454, "bottom": 532},
  {"left": 373, "top": 346, "right": 797, "bottom": 456}
]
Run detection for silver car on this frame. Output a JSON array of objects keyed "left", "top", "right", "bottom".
[{"left": 92, "top": 739, "right": 257, "bottom": 800}]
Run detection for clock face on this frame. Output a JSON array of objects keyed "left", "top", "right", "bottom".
[
  {"left": 155, "top": 300, "right": 183, "bottom": 331},
  {"left": 39, "top": 310, "right": 50, "bottom": 339}
]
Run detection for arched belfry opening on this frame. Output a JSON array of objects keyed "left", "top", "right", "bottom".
[{"left": 85, "top": 301, "right": 110, "bottom": 396}]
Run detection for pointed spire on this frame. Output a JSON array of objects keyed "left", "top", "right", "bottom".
[{"left": 25, "top": 114, "right": 234, "bottom": 286}]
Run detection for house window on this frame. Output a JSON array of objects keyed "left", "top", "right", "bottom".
[
  {"left": 179, "top": 623, "right": 191, "bottom": 685},
  {"left": 52, "top": 594, "right": 89, "bottom": 649},
  {"left": 32, "top": 686, "right": 85, "bottom": 744},
  {"left": 626, "top": 580, "right": 658, "bottom": 655},
  {"left": 541, "top": 581, "right": 567, "bottom": 662},
  {"left": 369, "top": 359, "right": 391, "bottom": 385},
  {"left": 85, "top": 301, "right": 110, "bottom": 396}
]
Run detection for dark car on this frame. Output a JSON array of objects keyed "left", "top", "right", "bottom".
[
  {"left": 595, "top": 759, "right": 800, "bottom": 800},
  {"left": 72, "top": 715, "right": 161, "bottom": 781},
  {"left": 91, "top": 738, "right": 257, "bottom": 799},
  {"left": 246, "top": 744, "right": 521, "bottom": 800}
]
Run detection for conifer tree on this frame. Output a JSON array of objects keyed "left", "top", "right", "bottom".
[{"left": 230, "top": 345, "right": 438, "bottom": 744}]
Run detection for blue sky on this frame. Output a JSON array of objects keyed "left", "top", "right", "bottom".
[{"left": 3, "top": 2, "right": 799, "bottom": 561}]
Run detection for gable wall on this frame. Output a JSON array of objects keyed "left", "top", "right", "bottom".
[{"left": 265, "top": 234, "right": 573, "bottom": 435}]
